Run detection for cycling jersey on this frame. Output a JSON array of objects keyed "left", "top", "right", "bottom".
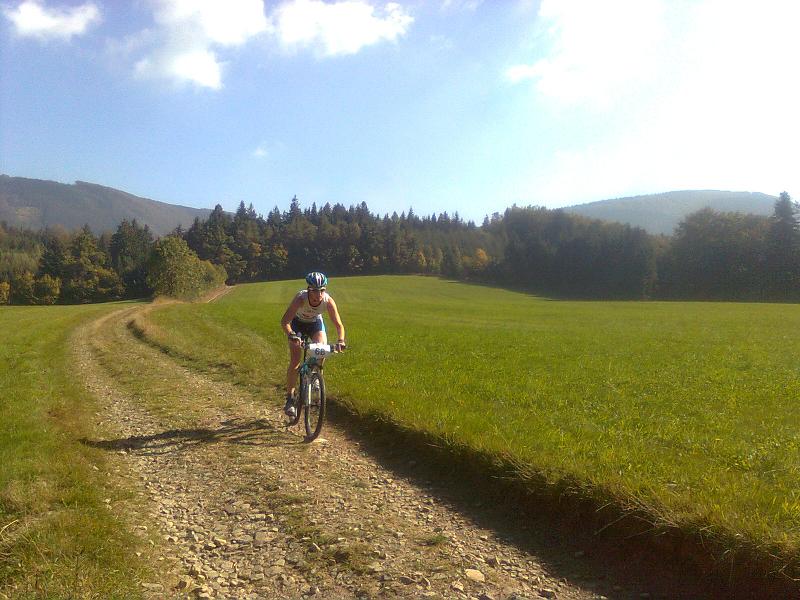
[{"left": 294, "top": 289, "right": 331, "bottom": 323}]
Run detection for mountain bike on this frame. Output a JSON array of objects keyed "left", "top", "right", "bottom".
[{"left": 286, "top": 336, "right": 343, "bottom": 441}]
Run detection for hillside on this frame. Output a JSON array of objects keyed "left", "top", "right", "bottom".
[
  {"left": 0, "top": 177, "right": 781, "bottom": 239},
  {"left": 0, "top": 175, "right": 212, "bottom": 236},
  {"left": 564, "top": 190, "right": 777, "bottom": 235}
]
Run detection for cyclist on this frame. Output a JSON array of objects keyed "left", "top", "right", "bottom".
[{"left": 280, "top": 272, "right": 346, "bottom": 418}]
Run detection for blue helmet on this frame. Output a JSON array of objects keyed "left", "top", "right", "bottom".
[{"left": 305, "top": 271, "right": 328, "bottom": 290}]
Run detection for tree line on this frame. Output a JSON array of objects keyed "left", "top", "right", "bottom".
[
  {"left": 0, "top": 221, "right": 225, "bottom": 304},
  {"left": 1, "top": 192, "right": 797, "bottom": 305}
]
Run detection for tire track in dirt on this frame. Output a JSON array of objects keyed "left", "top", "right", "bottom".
[{"left": 71, "top": 301, "right": 650, "bottom": 599}]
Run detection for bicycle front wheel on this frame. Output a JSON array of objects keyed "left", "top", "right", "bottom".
[{"left": 304, "top": 368, "right": 326, "bottom": 441}]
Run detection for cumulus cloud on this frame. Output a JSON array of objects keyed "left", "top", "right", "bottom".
[
  {"left": 3, "top": 0, "right": 100, "bottom": 40},
  {"left": 510, "top": 0, "right": 800, "bottom": 205},
  {"left": 129, "top": 0, "right": 413, "bottom": 89},
  {"left": 269, "top": 0, "right": 412, "bottom": 57},
  {"left": 506, "top": 0, "right": 667, "bottom": 107},
  {"left": 133, "top": 0, "right": 268, "bottom": 89},
  {"left": 151, "top": 0, "right": 269, "bottom": 46}
]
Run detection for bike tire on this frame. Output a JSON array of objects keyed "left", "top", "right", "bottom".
[
  {"left": 303, "top": 368, "right": 326, "bottom": 441},
  {"left": 287, "top": 375, "right": 303, "bottom": 426}
]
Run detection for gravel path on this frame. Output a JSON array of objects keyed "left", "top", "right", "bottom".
[{"left": 71, "top": 302, "right": 704, "bottom": 600}]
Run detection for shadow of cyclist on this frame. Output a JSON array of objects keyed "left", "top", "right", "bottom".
[{"left": 80, "top": 417, "right": 303, "bottom": 456}]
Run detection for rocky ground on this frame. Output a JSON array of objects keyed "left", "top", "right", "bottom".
[{"left": 71, "top": 300, "right": 714, "bottom": 600}]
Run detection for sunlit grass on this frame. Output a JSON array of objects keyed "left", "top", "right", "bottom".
[
  {"left": 144, "top": 275, "right": 800, "bottom": 567},
  {"left": 0, "top": 303, "right": 147, "bottom": 598}
]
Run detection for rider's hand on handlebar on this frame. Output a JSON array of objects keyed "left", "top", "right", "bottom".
[
  {"left": 288, "top": 333, "right": 302, "bottom": 345},
  {"left": 335, "top": 340, "right": 346, "bottom": 352}
]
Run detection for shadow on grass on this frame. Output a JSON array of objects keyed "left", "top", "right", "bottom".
[
  {"left": 81, "top": 417, "right": 301, "bottom": 456},
  {"left": 325, "top": 399, "right": 798, "bottom": 600},
  {"left": 438, "top": 275, "right": 636, "bottom": 302}
]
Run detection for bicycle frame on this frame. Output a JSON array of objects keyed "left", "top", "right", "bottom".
[
  {"left": 298, "top": 336, "right": 335, "bottom": 380},
  {"left": 299, "top": 337, "right": 317, "bottom": 377},
  {"left": 290, "top": 336, "right": 341, "bottom": 441}
]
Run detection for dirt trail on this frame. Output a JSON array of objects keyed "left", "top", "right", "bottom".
[{"left": 72, "top": 300, "right": 692, "bottom": 600}]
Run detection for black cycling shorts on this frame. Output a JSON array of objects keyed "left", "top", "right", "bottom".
[{"left": 290, "top": 316, "right": 325, "bottom": 338}]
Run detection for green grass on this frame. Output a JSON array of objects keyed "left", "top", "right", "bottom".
[
  {"left": 141, "top": 275, "right": 800, "bottom": 571},
  {"left": 0, "top": 303, "right": 147, "bottom": 599}
]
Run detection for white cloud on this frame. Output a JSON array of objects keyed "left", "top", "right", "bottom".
[
  {"left": 251, "top": 140, "right": 287, "bottom": 161},
  {"left": 143, "top": 48, "right": 222, "bottom": 89},
  {"left": 3, "top": 0, "right": 100, "bottom": 40},
  {"left": 129, "top": 1, "right": 412, "bottom": 89},
  {"left": 440, "top": 0, "right": 483, "bottom": 12},
  {"left": 507, "top": 0, "right": 668, "bottom": 108},
  {"left": 133, "top": 0, "right": 268, "bottom": 89},
  {"left": 512, "top": 0, "right": 800, "bottom": 205},
  {"left": 504, "top": 64, "right": 537, "bottom": 84},
  {"left": 269, "top": 0, "right": 412, "bottom": 57},
  {"left": 152, "top": 0, "right": 268, "bottom": 46}
]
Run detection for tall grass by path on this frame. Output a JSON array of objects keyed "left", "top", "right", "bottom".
[
  {"left": 0, "top": 303, "right": 147, "bottom": 598},
  {"left": 142, "top": 276, "right": 800, "bottom": 572}
]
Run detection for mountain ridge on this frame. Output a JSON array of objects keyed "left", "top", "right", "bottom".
[
  {"left": 0, "top": 175, "right": 213, "bottom": 236},
  {"left": 0, "top": 175, "right": 780, "bottom": 237},
  {"left": 562, "top": 189, "right": 777, "bottom": 235}
]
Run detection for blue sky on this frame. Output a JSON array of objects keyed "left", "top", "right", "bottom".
[{"left": 1, "top": 0, "right": 798, "bottom": 222}]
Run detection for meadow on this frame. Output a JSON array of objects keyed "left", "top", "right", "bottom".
[
  {"left": 3, "top": 275, "right": 798, "bottom": 593},
  {"left": 0, "top": 302, "right": 148, "bottom": 597},
  {"left": 144, "top": 275, "right": 800, "bottom": 572}
]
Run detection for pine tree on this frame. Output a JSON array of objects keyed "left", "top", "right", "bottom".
[
  {"left": 110, "top": 219, "right": 155, "bottom": 297},
  {"left": 768, "top": 191, "right": 800, "bottom": 298}
]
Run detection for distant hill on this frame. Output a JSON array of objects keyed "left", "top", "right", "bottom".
[
  {"left": 563, "top": 190, "right": 778, "bottom": 235},
  {"left": 0, "top": 175, "right": 213, "bottom": 236}
]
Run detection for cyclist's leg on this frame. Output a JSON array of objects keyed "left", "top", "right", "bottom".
[
  {"left": 310, "top": 315, "right": 327, "bottom": 345},
  {"left": 286, "top": 343, "right": 301, "bottom": 397},
  {"left": 286, "top": 318, "right": 304, "bottom": 398}
]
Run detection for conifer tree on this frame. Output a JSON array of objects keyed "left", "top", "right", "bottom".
[{"left": 768, "top": 191, "right": 800, "bottom": 298}]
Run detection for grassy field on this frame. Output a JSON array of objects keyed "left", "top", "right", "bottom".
[
  {"left": 143, "top": 275, "right": 800, "bottom": 572},
  {"left": 0, "top": 303, "right": 147, "bottom": 598}
]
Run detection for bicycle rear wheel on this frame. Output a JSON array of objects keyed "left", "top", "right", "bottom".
[{"left": 304, "top": 368, "right": 326, "bottom": 441}]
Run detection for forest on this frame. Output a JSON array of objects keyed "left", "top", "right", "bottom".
[{"left": 1, "top": 192, "right": 798, "bottom": 304}]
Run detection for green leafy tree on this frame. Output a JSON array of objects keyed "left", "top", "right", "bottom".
[
  {"left": 441, "top": 245, "right": 465, "bottom": 278},
  {"left": 185, "top": 205, "right": 244, "bottom": 283},
  {"left": 60, "top": 226, "right": 124, "bottom": 303},
  {"left": 147, "top": 236, "right": 226, "bottom": 299},
  {"left": 665, "top": 209, "right": 770, "bottom": 299},
  {"left": 346, "top": 245, "right": 363, "bottom": 272},
  {"left": 0, "top": 251, "right": 39, "bottom": 281},
  {"left": 33, "top": 274, "right": 61, "bottom": 305},
  {"left": 0, "top": 222, "right": 43, "bottom": 281},
  {"left": 411, "top": 249, "right": 427, "bottom": 272},
  {"left": 261, "top": 243, "right": 289, "bottom": 278},
  {"left": 10, "top": 271, "right": 35, "bottom": 304}
]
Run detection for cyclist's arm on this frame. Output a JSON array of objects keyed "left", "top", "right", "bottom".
[
  {"left": 326, "top": 297, "right": 345, "bottom": 343},
  {"left": 280, "top": 295, "right": 304, "bottom": 336}
]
